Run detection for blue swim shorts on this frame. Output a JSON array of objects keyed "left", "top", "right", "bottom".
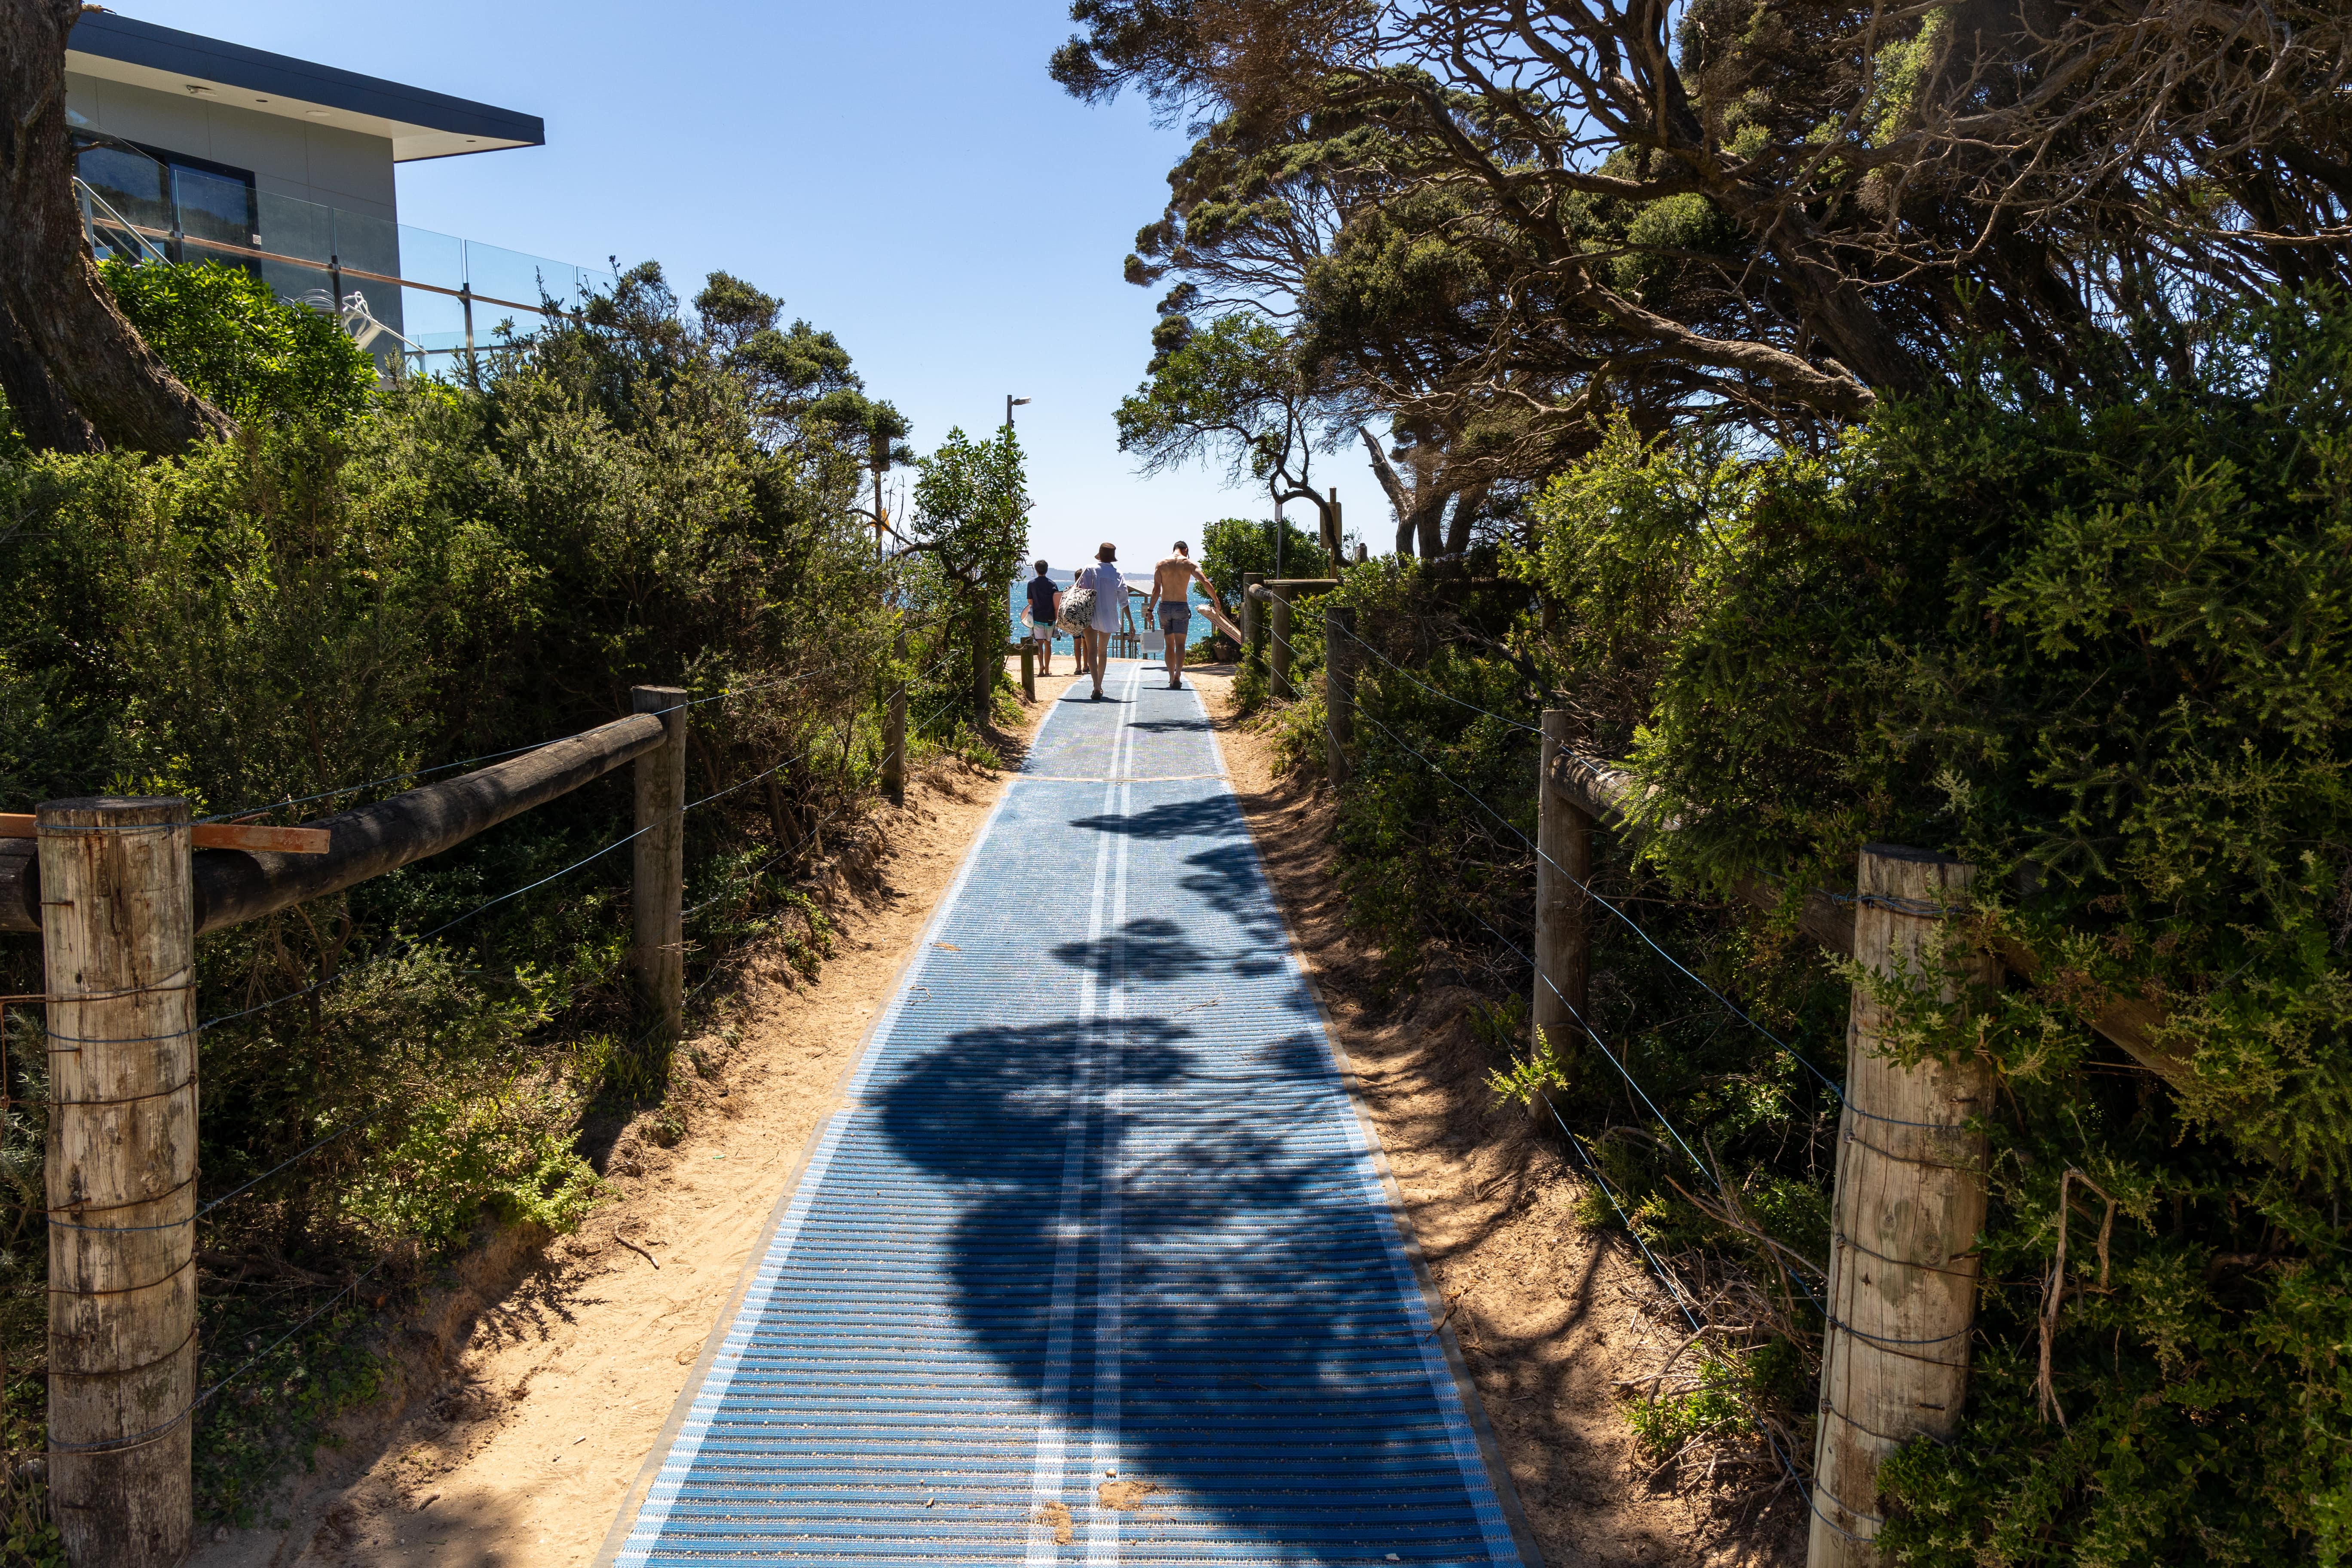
[{"left": 1157, "top": 601, "right": 1192, "bottom": 636}]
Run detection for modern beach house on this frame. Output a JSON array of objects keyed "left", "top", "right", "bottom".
[{"left": 64, "top": 11, "right": 607, "bottom": 373}]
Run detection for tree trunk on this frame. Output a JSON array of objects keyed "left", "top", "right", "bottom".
[
  {"left": 1442, "top": 481, "right": 1491, "bottom": 557},
  {"left": 0, "top": 0, "right": 234, "bottom": 453},
  {"left": 1412, "top": 496, "right": 1445, "bottom": 558},
  {"left": 1361, "top": 425, "right": 1467, "bottom": 560},
  {"left": 970, "top": 594, "right": 993, "bottom": 729}
]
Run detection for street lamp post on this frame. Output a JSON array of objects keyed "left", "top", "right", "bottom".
[{"left": 1007, "top": 394, "right": 1030, "bottom": 431}]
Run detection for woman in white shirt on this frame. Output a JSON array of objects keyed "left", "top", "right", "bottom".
[{"left": 1073, "top": 542, "right": 1125, "bottom": 701}]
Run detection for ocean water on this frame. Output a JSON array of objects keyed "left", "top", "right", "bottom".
[{"left": 1007, "top": 568, "right": 1220, "bottom": 655}]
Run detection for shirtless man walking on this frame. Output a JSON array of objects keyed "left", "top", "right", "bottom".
[{"left": 1144, "top": 541, "right": 1222, "bottom": 692}]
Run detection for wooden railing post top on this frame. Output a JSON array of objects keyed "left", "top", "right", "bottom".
[
  {"left": 36, "top": 796, "right": 188, "bottom": 826},
  {"left": 1859, "top": 841, "right": 1969, "bottom": 870},
  {"left": 632, "top": 686, "right": 689, "bottom": 741}
]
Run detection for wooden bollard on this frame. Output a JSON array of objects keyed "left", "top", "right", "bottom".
[
  {"left": 1324, "top": 604, "right": 1355, "bottom": 787},
  {"left": 1270, "top": 587, "right": 1295, "bottom": 701},
  {"left": 1810, "top": 844, "right": 1994, "bottom": 1565},
  {"left": 631, "top": 686, "right": 688, "bottom": 1046},
  {"left": 1241, "top": 573, "right": 1262, "bottom": 678},
  {"left": 1531, "top": 710, "right": 1589, "bottom": 1088},
  {"left": 1020, "top": 640, "right": 1036, "bottom": 703},
  {"left": 39, "top": 796, "right": 198, "bottom": 1568}
]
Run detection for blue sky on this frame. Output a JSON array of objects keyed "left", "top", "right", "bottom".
[{"left": 100, "top": 0, "right": 1386, "bottom": 567}]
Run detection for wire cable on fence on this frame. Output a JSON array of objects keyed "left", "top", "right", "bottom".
[
  {"left": 1287, "top": 616, "right": 1853, "bottom": 1106},
  {"left": 43, "top": 1249, "right": 398, "bottom": 1459},
  {"left": 1547, "top": 1098, "right": 1874, "bottom": 1543},
  {"left": 186, "top": 646, "right": 960, "bottom": 1220},
  {"left": 193, "top": 645, "right": 976, "bottom": 1034},
  {"left": 16, "top": 630, "right": 993, "bottom": 1456},
  {"left": 1443, "top": 892, "right": 1716, "bottom": 1180},
  {"left": 190, "top": 632, "right": 977, "bottom": 828},
  {"left": 1337, "top": 621, "right": 1542, "bottom": 735},
  {"left": 197, "top": 822, "right": 655, "bottom": 1033},
  {"left": 35, "top": 636, "right": 1003, "bottom": 1318},
  {"left": 1263, "top": 615, "right": 1908, "bottom": 1290},
  {"left": 195, "top": 1116, "right": 374, "bottom": 1221},
  {"left": 681, "top": 675, "right": 969, "bottom": 922},
  {"left": 1329, "top": 630, "right": 1996, "bottom": 1385}
]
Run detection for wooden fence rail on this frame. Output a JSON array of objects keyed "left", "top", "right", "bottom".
[
  {"left": 5, "top": 691, "right": 695, "bottom": 1567},
  {"left": 1540, "top": 749, "right": 2182, "bottom": 1082},
  {"left": 0, "top": 712, "right": 668, "bottom": 937},
  {"left": 1243, "top": 578, "right": 1338, "bottom": 702}
]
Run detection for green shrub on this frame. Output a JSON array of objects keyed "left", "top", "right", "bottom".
[
  {"left": 1507, "top": 292, "right": 2352, "bottom": 1561},
  {"left": 98, "top": 259, "right": 375, "bottom": 425},
  {"left": 0, "top": 255, "right": 977, "bottom": 1519},
  {"left": 1197, "top": 514, "right": 1329, "bottom": 595}
]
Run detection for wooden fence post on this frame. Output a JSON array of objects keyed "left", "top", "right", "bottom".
[
  {"left": 1324, "top": 603, "right": 1354, "bottom": 787},
  {"left": 1531, "top": 710, "right": 1589, "bottom": 1092},
  {"left": 1241, "top": 573, "right": 1263, "bottom": 678},
  {"left": 39, "top": 796, "right": 197, "bottom": 1568},
  {"left": 631, "top": 686, "right": 687, "bottom": 1047},
  {"left": 1020, "top": 640, "right": 1036, "bottom": 703},
  {"left": 882, "top": 634, "right": 907, "bottom": 809},
  {"left": 1270, "top": 587, "right": 1295, "bottom": 701},
  {"left": 1810, "top": 844, "right": 1994, "bottom": 1566}
]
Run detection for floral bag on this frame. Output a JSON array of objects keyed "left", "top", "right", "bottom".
[{"left": 1056, "top": 582, "right": 1095, "bottom": 634}]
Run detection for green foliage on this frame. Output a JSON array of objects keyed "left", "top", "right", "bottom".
[
  {"left": 912, "top": 425, "right": 1030, "bottom": 589},
  {"left": 1512, "top": 294, "right": 2352, "bottom": 1561},
  {"left": 1622, "top": 1340, "right": 1804, "bottom": 1462},
  {"left": 908, "top": 424, "right": 1031, "bottom": 724},
  {"left": 193, "top": 1283, "right": 391, "bottom": 1529},
  {"left": 1204, "top": 278, "right": 2352, "bottom": 1557},
  {"left": 693, "top": 270, "right": 910, "bottom": 458},
  {"left": 1565, "top": 300, "right": 2352, "bottom": 1185},
  {"left": 0, "top": 1467, "right": 66, "bottom": 1567},
  {"left": 1207, "top": 515, "right": 1338, "bottom": 711},
  {"left": 98, "top": 259, "right": 375, "bottom": 426},
  {"left": 1197, "top": 514, "right": 1329, "bottom": 592},
  {"left": 1116, "top": 313, "right": 1321, "bottom": 490},
  {"left": 346, "top": 1090, "right": 603, "bottom": 1246},
  {"left": 1485, "top": 1023, "right": 1571, "bottom": 1108},
  {"left": 0, "top": 253, "right": 925, "bottom": 1521}
]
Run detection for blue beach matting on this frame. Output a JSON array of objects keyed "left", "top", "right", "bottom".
[{"left": 602, "top": 662, "right": 1539, "bottom": 1565}]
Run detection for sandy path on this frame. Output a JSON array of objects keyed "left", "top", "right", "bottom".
[{"left": 196, "top": 668, "right": 1081, "bottom": 1568}]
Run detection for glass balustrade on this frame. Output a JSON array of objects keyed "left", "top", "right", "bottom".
[{"left": 74, "top": 162, "right": 614, "bottom": 382}]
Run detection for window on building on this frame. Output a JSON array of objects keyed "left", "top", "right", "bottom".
[{"left": 72, "top": 134, "right": 256, "bottom": 265}]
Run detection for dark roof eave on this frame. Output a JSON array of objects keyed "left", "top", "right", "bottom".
[{"left": 66, "top": 12, "right": 544, "bottom": 149}]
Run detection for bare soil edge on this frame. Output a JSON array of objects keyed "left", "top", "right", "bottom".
[
  {"left": 188, "top": 668, "right": 1084, "bottom": 1568},
  {"left": 1191, "top": 669, "right": 1804, "bottom": 1568}
]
